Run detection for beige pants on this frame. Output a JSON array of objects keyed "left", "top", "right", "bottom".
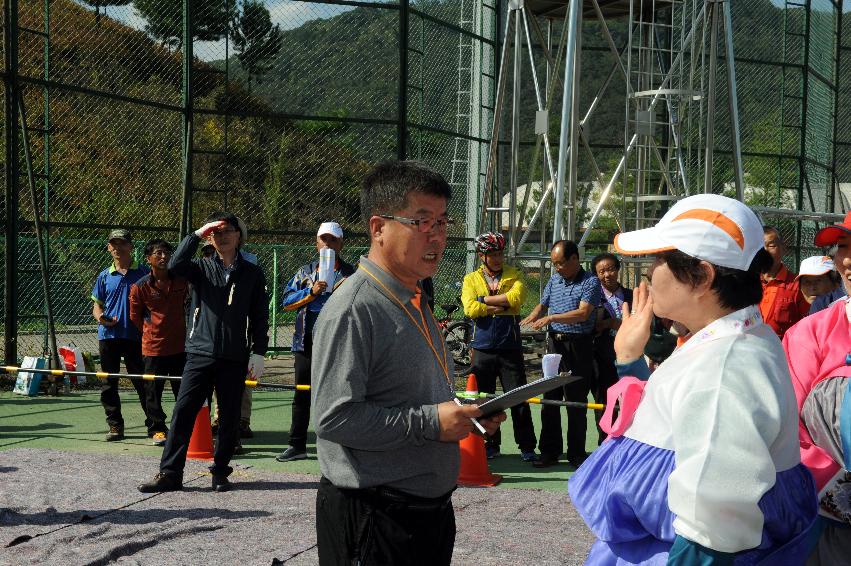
[{"left": 213, "top": 387, "right": 252, "bottom": 425}]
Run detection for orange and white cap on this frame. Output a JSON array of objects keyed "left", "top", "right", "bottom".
[
  {"left": 613, "top": 194, "right": 763, "bottom": 270},
  {"left": 796, "top": 256, "right": 834, "bottom": 279}
]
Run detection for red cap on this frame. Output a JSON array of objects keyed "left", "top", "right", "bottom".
[{"left": 814, "top": 211, "right": 851, "bottom": 247}]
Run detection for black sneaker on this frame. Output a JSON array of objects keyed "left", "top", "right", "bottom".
[
  {"left": 105, "top": 426, "right": 124, "bottom": 442},
  {"left": 138, "top": 472, "right": 183, "bottom": 493},
  {"left": 532, "top": 454, "right": 560, "bottom": 468},
  {"left": 212, "top": 475, "right": 231, "bottom": 492},
  {"left": 211, "top": 421, "right": 218, "bottom": 435},
  {"left": 275, "top": 446, "right": 307, "bottom": 462},
  {"left": 239, "top": 422, "right": 253, "bottom": 439}
]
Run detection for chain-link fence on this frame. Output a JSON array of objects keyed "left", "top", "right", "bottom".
[
  {"left": 1, "top": 0, "right": 497, "bottom": 365},
  {"left": 1, "top": 0, "right": 849, "bottom": 366}
]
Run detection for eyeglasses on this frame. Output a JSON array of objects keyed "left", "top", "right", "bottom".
[
  {"left": 149, "top": 250, "right": 171, "bottom": 257},
  {"left": 213, "top": 228, "right": 239, "bottom": 236},
  {"left": 378, "top": 214, "right": 455, "bottom": 233}
]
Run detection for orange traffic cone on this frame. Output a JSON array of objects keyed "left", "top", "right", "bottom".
[
  {"left": 465, "top": 373, "right": 478, "bottom": 396},
  {"left": 187, "top": 401, "right": 214, "bottom": 461},
  {"left": 457, "top": 374, "right": 502, "bottom": 487}
]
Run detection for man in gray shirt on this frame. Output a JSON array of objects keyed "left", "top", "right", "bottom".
[{"left": 312, "top": 160, "right": 505, "bottom": 566}]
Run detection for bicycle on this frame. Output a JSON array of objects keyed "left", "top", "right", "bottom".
[{"left": 435, "top": 302, "right": 473, "bottom": 377}]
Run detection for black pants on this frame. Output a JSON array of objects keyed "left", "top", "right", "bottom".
[
  {"left": 470, "top": 348, "right": 537, "bottom": 452},
  {"left": 98, "top": 339, "right": 146, "bottom": 430},
  {"left": 288, "top": 338, "right": 312, "bottom": 451},
  {"left": 160, "top": 353, "right": 246, "bottom": 477},
  {"left": 316, "top": 477, "right": 455, "bottom": 566},
  {"left": 593, "top": 335, "right": 618, "bottom": 445},
  {"left": 143, "top": 353, "right": 184, "bottom": 435},
  {"left": 537, "top": 334, "right": 595, "bottom": 460}
]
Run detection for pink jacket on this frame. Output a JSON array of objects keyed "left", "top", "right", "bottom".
[{"left": 782, "top": 299, "right": 849, "bottom": 490}]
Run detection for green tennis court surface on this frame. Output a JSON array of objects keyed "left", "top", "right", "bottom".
[{"left": 0, "top": 389, "right": 601, "bottom": 492}]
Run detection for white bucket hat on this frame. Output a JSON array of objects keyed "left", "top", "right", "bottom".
[
  {"left": 613, "top": 194, "right": 764, "bottom": 271},
  {"left": 796, "top": 256, "right": 834, "bottom": 279}
]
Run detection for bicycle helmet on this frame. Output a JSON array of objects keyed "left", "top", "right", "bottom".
[{"left": 474, "top": 232, "right": 506, "bottom": 254}]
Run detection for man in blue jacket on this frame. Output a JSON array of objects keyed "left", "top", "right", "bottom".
[
  {"left": 138, "top": 212, "right": 269, "bottom": 493},
  {"left": 276, "top": 222, "right": 355, "bottom": 463}
]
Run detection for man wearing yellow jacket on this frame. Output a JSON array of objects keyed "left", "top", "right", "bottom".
[{"left": 462, "top": 232, "right": 538, "bottom": 462}]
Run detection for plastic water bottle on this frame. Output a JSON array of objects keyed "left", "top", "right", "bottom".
[{"left": 318, "top": 248, "right": 335, "bottom": 293}]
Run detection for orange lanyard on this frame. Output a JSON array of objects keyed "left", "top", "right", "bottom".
[{"left": 359, "top": 265, "right": 451, "bottom": 388}]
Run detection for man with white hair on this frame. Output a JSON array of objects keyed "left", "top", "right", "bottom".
[{"left": 276, "top": 221, "right": 356, "bottom": 463}]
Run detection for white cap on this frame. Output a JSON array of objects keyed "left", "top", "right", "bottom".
[
  {"left": 613, "top": 194, "right": 763, "bottom": 270},
  {"left": 796, "top": 256, "right": 834, "bottom": 279},
  {"left": 317, "top": 221, "right": 343, "bottom": 239}
]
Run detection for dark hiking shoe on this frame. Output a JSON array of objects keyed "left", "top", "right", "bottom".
[
  {"left": 212, "top": 475, "right": 231, "bottom": 492},
  {"left": 138, "top": 472, "right": 183, "bottom": 493},
  {"left": 275, "top": 447, "right": 307, "bottom": 462},
  {"left": 105, "top": 426, "right": 124, "bottom": 442},
  {"left": 532, "top": 454, "right": 560, "bottom": 468},
  {"left": 239, "top": 422, "right": 253, "bottom": 439}
]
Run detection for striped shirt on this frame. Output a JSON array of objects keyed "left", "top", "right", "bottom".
[{"left": 541, "top": 268, "right": 601, "bottom": 334}]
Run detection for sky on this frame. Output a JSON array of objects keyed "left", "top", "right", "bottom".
[{"left": 85, "top": 1, "right": 358, "bottom": 62}]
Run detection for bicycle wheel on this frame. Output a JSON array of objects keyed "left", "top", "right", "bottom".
[{"left": 444, "top": 320, "right": 473, "bottom": 376}]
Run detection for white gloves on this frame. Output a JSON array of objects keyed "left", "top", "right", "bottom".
[
  {"left": 195, "top": 220, "right": 227, "bottom": 238},
  {"left": 247, "top": 354, "right": 265, "bottom": 382}
]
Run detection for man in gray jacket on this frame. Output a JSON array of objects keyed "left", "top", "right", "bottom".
[
  {"left": 138, "top": 212, "right": 269, "bottom": 493},
  {"left": 311, "top": 161, "right": 505, "bottom": 566}
]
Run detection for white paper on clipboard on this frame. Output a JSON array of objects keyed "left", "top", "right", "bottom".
[{"left": 317, "top": 248, "right": 335, "bottom": 292}]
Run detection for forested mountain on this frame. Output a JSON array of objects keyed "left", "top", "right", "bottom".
[{"left": 5, "top": 0, "right": 833, "bottom": 237}]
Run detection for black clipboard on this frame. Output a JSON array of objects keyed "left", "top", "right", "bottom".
[{"left": 476, "top": 373, "right": 579, "bottom": 417}]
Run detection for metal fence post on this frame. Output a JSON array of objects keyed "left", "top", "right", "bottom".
[
  {"left": 180, "top": 0, "right": 194, "bottom": 238},
  {"left": 398, "top": 0, "right": 410, "bottom": 160},
  {"left": 4, "top": 0, "right": 20, "bottom": 364},
  {"left": 272, "top": 247, "right": 278, "bottom": 349}
]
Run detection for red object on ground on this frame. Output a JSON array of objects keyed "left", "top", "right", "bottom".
[
  {"left": 466, "top": 373, "right": 478, "bottom": 395},
  {"left": 187, "top": 402, "right": 214, "bottom": 461},
  {"left": 458, "top": 430, "right": 502, "bottom": 487},
  {"left": 458, "top": 373, "right": 501, "bottom": 487}
]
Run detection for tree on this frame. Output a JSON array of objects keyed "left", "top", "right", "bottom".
[
  {"left": 230, "top": 0, "right": 282, "bottom": 92},
  {"left": 80, "top": 1, "right": 132, "bottom": 27},
  {"left": 134, "top": 0, "right": 235, "bottom": 50}
]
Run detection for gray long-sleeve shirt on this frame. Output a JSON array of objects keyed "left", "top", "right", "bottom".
[{"left": 311, "top": 256, "right": 458, "bottom": 498}]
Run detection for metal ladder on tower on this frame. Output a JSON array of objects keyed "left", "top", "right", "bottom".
[{"left": 626, "top": 0, "right": 689, "bottom": 231}]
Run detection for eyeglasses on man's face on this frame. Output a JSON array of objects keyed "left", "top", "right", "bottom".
[
  {"left": 377, "top": 214, "right": 455, "bottom": 233},
  {"left": 212, "top": 228, "right": 239, "bottom": 236}
]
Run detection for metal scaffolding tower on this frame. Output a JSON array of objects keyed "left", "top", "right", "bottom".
[{"left": 484, "top": 0, "right": 749, "bottom": 260}]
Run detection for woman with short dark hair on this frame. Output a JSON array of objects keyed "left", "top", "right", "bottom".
[
  {"left": 590, "top": 252, "right": 631, "bottom": 445},
  {"left": 569, "top": 194, "right": 818, "bottom": 564}
]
